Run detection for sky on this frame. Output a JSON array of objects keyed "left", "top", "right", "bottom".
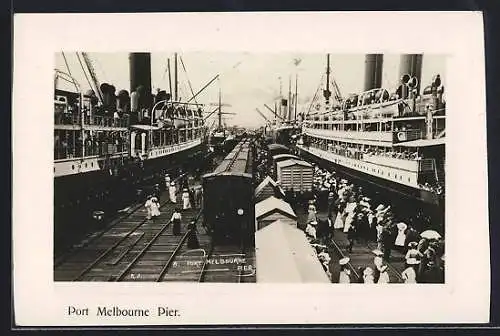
[{"left": 55, "top": 52, "right": 446, "bottom": 128}]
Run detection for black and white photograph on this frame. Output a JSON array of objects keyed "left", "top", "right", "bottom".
[
  {"left": 13, "top": 12, "right": 489, "bottom": 325},
  {"left": 52, "top": 52, "right": 446, "bottom": 284}
]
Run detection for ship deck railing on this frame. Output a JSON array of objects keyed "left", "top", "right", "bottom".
[
  {"left": 54, "top": 113, "right": 130, "bottom": 129},
  {"left": 83, "top": 115, "right": 129, "bottom": 128},
  {"left": 309, "top": 143, "right": 436, "bottom": 173},
  {"left": 54, "top": 144, "right": 127, "bottom": 161},
  {"left": 305, "top": 127, "right": 424, "bottom": 144}
]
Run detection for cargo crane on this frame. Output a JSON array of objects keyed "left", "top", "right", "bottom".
[
  {"left": 255, "top": 108, "right": 272, "bottom": 125},
  {"left": 78, "top": 52, "right": 104, "bottom": 105}
]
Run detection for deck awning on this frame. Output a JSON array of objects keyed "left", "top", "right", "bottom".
[
  {"left": 395, "top": 138, "right": 446, "bottom": 147},
  {"left": 255, "top": 220, "right": 330, "bottom": 283}
]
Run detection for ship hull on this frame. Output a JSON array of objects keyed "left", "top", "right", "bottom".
[{"left": 54, "top": 138, "right": 208, "bottom": 257}]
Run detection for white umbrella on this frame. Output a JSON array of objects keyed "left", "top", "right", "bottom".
[{"left": 420, "top": 230, "right": 442, "bottom": 240}]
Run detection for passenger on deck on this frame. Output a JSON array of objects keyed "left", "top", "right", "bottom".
[
  {"left": 339, "top": 257, "right": 351, "bottom": 283},
  {"left": 182, "top": 188, "right": 191, "bottom": 210},
  {"left": 150, "top": 196, "right": 161, "bottom": 220},
  {"left": 169, "top": 182, "right": 177, "bottom": 203},
  {"left": 171, "top": 209, "right": 182, "bottom": 235}
]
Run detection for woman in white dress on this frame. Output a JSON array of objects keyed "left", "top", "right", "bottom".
[
  {"left": 363, "top": 267, "right": 375, "bottom": 284},
  {"left": 182, "top": 188, "right": 191, "bottom": 210},
  {"left": 338, "top": 257, "right": 351, "bottom": 284},
  {"left": 343, "top": 197, "right": 357, "bottom": 233},
  {"left": 144, "top": 195, "right": 153, "bottom": 220},
  {"left": 306, "top": 221, "right": 317, "bottom": 239},
  {"left": 405, "top": 242, "right": 423, "bottom": 265},
  {"left": 150, "top": 197, "right": 161, "bottom": 220},
  {"left": 402, "top": 262, "right": 418, "bottom": 283},
  {"left": 333, "top": 200, "right": 345, "bottom": 229},
  {"left": 394, "top": 222, "right": 408, "bottom": 251},
  {"left": 169, "top": 182, "right": 177, "bottom": 203},
  {"left": 377, "top": 264, "right": 390, "bottom": 284}
]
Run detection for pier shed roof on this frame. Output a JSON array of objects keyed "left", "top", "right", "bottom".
[{"left": 255, "top": 220, "right": 331, "bottom": 283}]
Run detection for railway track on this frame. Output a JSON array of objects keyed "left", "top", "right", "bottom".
[
  {"left": 54, "top": 176, "right": 201, "bottom": 282},
  {"left": 198, "top": 245, "right": 255, "bottom": 283},
  {"left": 54, "top": 172, "right": 189, "bottom": 268},
  {"left": 115, "top": 209, "right": 203, "bottom": 282}
]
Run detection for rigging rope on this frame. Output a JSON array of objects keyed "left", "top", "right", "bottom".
[
  {"left": 179, "top": 55, "right": 198, "bottom": 105},
  {"left": 76, "top": 53, "right": 94, "bottom": 93},
  {"left": 306, "top": 73, "right": 326, "bottom": 117},
  {"left": 60, "top": 52, "right": 77, "bottom": 91}
]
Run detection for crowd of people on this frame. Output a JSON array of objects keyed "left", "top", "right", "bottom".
[
  {"left": 142, "top": 172, "right": 204, "bottom": 248},
  {"left": 302, "top": 165, "right": 445, "bottom": 283},
  {"left": 254, "top": 137, "right": 445, "bottom": 284}
]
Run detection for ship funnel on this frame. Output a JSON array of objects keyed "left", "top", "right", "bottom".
[
  {"left": 399, "top": 54, "right": 423, "bottom": 95},
  {"left": 129, "top": 53, "right": 152, "bottom": 108},
  {"left": 364, "top": 54, "right": 384, "bottom": 91}
]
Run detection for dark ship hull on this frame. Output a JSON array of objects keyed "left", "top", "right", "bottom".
[{"left": 54, "top": 140, "right": 208, "bottom": 257}]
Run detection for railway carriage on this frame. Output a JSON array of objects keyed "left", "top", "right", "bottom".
[{"left": 202, "top": 138, "right": 255, "bottom": 247}]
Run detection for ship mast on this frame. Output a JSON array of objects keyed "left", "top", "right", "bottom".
[
  {"left": 323, "top": 54, "right": 332, "bottom": 106},
  {"left": 218, "top": 84, "right": 222, "bottom": 131},
  {"left": 167, "top": 58, "right": 172, "bottom": 99},
  {"left": 294, "top": 73, "right": 298, "bottom": 122},
  {"left": 174, "top": 52, "right": 178, "bottom": 101},
  {"left": 288, "top": 75, "right": 292, "bottom": 122}
]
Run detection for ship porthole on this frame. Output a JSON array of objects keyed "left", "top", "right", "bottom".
[
  {"left": 72, "top": 165, "right": 75, "bottom": 170},
  {"left": 91, "top": 162, "right": 93, "bottom": 167},
  {"left": 85, "top": 163, "right": 87, "bottom": 168}
]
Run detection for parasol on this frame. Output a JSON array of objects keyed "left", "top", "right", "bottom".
[{"left": 420, "top": 230, "right": 442, "bottom": 240}]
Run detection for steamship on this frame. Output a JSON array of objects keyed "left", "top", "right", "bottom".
[
  {"left": 54, "top": 52, "right": 208, "bottom": 252},
  {"left": 296, "top": 54, "right": 445, "bottom": 206}
]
